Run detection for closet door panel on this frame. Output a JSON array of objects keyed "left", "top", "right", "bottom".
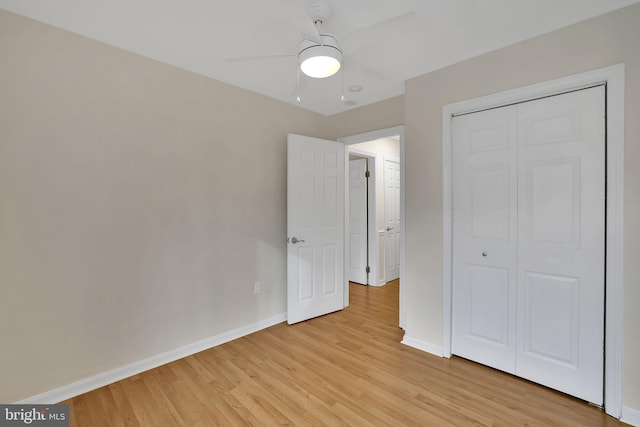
[
  {"left": 516, "top": 86, "right": 605, "bottom": 405},
  {"left": 451, "top": 107, "right": 518, "bottom": 373}
]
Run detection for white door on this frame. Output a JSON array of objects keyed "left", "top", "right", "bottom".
[
  {"left": 349, "top": 159, "right": 368, "bottom": 284},
  {"left": 452, "top": 106, "right": 519, "bottom": 373},
  {"left": 384, "top": 159, "right": 401, "bottom": 281},
  {"left": 287, "top": 134, "right": 345, "bottom": 325},
  {"left": 452, "top": 86, "right": 605, "bottom": 404},
  {"left": 515, "top": 87, "right": 605, "bottom": 404}
]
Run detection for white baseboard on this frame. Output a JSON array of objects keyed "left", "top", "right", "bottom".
[
  {"left": 401, "top": 334, "right": 444, "bottom": 358},
  {"left": 15, "top": 313, "right": 287, "bottom": 405},
  {"left": 622, "top": 406, "right": 640, "bottom": 426}
]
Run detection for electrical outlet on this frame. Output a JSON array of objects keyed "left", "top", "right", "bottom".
[{"left": 253, "top": 281, "right": 261, "bottom": 295}]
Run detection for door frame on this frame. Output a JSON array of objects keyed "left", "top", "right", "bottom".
[
  {"left": 441, "top": 64, "right": 625, "bottom": 417},
  {"left": 340, "top": 126, "right": 406, "bottom": 329}
]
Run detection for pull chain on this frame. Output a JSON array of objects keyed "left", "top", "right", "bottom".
[
  {"left": 341, "top": 60, "right": 345, "bottom": 102},
  {"left": 296, "top": 62, "right": 301, "bottom": 103}
]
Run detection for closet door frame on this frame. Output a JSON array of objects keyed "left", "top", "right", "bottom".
[{"left": 442, "top": 64, "right": 625, "bottom": 418}]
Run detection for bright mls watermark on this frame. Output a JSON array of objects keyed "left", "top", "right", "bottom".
[{"left": 0, "top": 405, "right": 68, "bottom": 426}]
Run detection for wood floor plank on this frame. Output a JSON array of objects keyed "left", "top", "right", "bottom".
[{"left": 62, "top": 280, "right": 629, "bottom": 426}]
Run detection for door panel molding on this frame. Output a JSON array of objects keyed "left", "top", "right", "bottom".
[{"left": 442, "top": 64, "right": 625, "bottom": 417}]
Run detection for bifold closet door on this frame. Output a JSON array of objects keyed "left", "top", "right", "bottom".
[
  {"left": 452, "top": 86, "right": 605, "bottom": 405},
  {"left": 515, "top": 86, "right": 605, "bottom": 405},
  {"left": 451, "top": 105, "right": 518, "bottom": 374}
]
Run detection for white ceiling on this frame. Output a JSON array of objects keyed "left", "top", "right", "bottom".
[{"left": 1, "top": 0, "right": 638, "bottom": 115}]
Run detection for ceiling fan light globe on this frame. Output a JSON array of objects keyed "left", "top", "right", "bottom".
[
  {"left": 301, "top": 55, "right": 341, "bottom": 78},
  {"left": 299, "top": 36, "right": 342, "bottom": 79}
]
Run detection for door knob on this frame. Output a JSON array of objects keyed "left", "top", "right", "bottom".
[
  {"left": 386, "top": 227, "right": 394, "bottom": 232},
  {"left": 482, "top": 252, "right": 488, "bottom": 257},
  {"left": 290, "top": 237, "right": 305, "bottom": 244}
]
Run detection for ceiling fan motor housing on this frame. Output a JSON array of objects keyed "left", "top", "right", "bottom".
[{"left": 308, "top": 2, "right": 333, "bottom": 25}]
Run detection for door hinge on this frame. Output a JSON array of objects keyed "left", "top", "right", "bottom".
[
  {"left": 365, "top": 170, "right": 370, "bottom": 178},
  {"left": 366, "top": 266, "right": 371, "bottom": 274}
]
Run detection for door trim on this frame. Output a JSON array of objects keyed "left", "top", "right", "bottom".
[
  {"left": 340, "top": 126, "right": 406, "bottom": 329},
  {"left": 441, "top": 64, "right": 624, "bottom": 417}
]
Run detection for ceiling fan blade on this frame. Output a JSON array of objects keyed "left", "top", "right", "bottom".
[
  {"left": 339, "top": 11, "right": 417, "bottom": 52},
  {"left": 226, "top": 53, "right": 297, "bottom": 63},
  {"left": 343, "top": 54, "right": 388, "bottom": 82},
  {"left": 279, "top": 0, "right": 322, "bottom": 43}
]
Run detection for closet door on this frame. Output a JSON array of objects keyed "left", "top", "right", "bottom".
[
  {"left": 515, "top": 86, "right": 605, "bottom": 405},
  {"left": 451, "top": 106, "right": 518, "bottom": 373},
  {"left": 452, "top": 86, "right": 605, "bottom": 405}
]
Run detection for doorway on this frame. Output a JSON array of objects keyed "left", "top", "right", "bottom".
[{"left": 340, "top": 126, "right": 406, "bottom": 328}]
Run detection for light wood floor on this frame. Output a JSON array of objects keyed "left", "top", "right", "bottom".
[{"left": 63, "top": 280, "right": 627, "bottom": 426}]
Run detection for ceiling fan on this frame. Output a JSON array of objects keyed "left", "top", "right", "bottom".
[
  {"left": 226, "top": 0, "right": 413, "bottom": 101},
  {"left": 227, "top": 2, "right": 344, "bottom": 77}
]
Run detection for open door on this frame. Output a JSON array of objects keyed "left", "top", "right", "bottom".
[
  {"left": 384, "top": 158, "right": 401, "bottom": 282},
  {"left": 348, "top": 158, "right": 368, "bottom": 285},
  {"left": 287, "top": 134, "right": 345, "bottom": 324}
]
